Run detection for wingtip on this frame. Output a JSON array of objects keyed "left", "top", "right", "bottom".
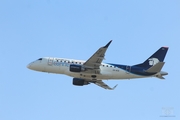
[
  {"left": 104, "top": 40, "right": 113, "bottom": 48},
  {"left": 112, "top": 84, "right": 118, "bottom": 90}
]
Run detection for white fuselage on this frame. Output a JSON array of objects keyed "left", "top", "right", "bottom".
[{"left": 27, "top": 57, "right": 150, "bottom": 80}]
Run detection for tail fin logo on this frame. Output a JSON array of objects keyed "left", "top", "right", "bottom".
[{"left": 148, "top": 58, "right": 159, "bottom": 66}]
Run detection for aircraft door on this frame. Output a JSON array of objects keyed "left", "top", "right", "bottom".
[
  {"left": 126, "top": 66, "right": 131, "bottom": 73},
  {"left": 48, "top": 57, "right": 54, "bottom": 66}
]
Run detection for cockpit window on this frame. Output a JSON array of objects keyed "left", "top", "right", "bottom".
[{"left": 38, "top": 58, "right": 42, "bottom": 60}]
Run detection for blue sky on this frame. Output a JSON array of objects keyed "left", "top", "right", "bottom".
[{"left": 0, "top": 0, "right": 179, "bottom": 120}]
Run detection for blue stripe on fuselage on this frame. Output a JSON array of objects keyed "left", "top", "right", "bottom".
[{"left": 107, "top": 63, "right": 156, "bottom": 76}]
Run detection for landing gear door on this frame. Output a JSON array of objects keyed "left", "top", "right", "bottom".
[{"left": 48, "top": 57, "right": 54, "bottom": 66}]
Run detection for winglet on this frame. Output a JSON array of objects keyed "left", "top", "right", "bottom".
[
  {"left": 111, "top": 84, "right": 118, "bottom": 90},
  {"left": 103, "top": 40, "right": 112, "bottom": 48}
]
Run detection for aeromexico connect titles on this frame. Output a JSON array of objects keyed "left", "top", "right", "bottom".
[{"left": 27, "top": 40, "right": 169, "bottom": 90}]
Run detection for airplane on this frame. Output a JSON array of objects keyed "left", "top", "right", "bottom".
[{"left": 27, "top": 40, "right": 169, "bottom": 90}]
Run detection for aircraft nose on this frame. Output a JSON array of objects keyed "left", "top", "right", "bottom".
[
  {"left": 27, "top": 62, "right": 34, "bottom": 70},
  {"left": 27, "top": 64, "right": 31, "bottom": 69},
  {"left": 27, "top": 61, "right": 42, "bottom": 71}
]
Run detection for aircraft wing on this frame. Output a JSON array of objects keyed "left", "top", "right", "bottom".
[
  {"left": 83, "top": 40, "right": 112, "bottom": 69},
  {"left": 90, "top": 80, "right": 118, "bottom": 90}
]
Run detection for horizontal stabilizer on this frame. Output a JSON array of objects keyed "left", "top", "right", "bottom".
[
  {"left": 156, "top": 76, "right": 165, "bottom": 79},
  {"left": 146, "top": 62, "right": 165, "bottom": 73}
]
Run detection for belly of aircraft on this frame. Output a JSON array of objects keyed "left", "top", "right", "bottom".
[{"left": 65, "top": 69, "right": 144, "bottom": 80}]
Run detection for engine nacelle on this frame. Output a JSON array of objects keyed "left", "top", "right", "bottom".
[
  {"left": 70, "top": 64, "right": 83, "bottom": 72},
  {"left": 72, "top": 78, "right": 90, "bottom": 86}
]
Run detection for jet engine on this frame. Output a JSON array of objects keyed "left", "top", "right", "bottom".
[{"left": 72, "top": 78, "right": 90, "bottom": 86}]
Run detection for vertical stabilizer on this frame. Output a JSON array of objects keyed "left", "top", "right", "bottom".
[{"left": 134, "top": 47, "right": 168, "bottom": 69}]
